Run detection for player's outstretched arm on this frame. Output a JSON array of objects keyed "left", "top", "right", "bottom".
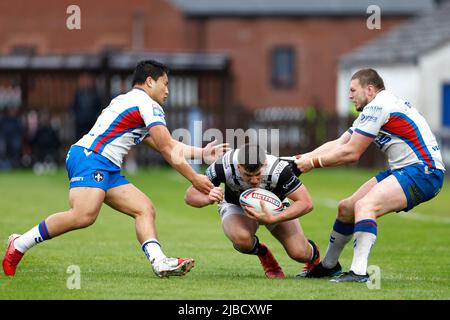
[
  {"left": 185, "top": 186, "right": 224, "bottom": 208},
  {"left": 302, "top": 131, "right": 352, "bottom": 158},
  {"left": 295, "top": 132, "right": 373, "bottom": 173},
  {"left": 148, "top": 124, "right": 213, "bottom": 194},
  {"left": 143, "top": 136, "right": 230, "bottom": 163}
]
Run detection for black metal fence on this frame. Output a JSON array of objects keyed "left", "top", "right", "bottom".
[{"left": 2, "top": 52, "right": 444, "bottom": 172}]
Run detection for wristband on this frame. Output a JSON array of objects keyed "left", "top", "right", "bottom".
[
  {"left": 318, "top": 156, "right": 324, "bottom": 168},
  {"left": 312, "top": 157, "right": 324, "bottom": 168}
]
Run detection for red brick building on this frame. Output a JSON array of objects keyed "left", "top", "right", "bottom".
[{"left": 0, "top": 0, "right": 434, "bottom": 113}]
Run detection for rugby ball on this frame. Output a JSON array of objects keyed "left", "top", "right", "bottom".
[{"left": 239, "top": 188, "right": 285, "bottom": 214}]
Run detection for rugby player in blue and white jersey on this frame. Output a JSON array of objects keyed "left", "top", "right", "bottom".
[
  {"left": 3, "top": 60, "right": 229, "bottom": 278},
  {"left": 295, "top": 68, "right": 445, "bottom": 282}
]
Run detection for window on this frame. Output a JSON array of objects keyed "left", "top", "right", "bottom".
[
  {"left": 443, "top": 83, "right": 450, "bottom": 127},
  {"left": 271, "top": 47, "right": 295, "bottom": 88},
  {"left": 10, "top": 45, "right": 36, "bottom": 55}
]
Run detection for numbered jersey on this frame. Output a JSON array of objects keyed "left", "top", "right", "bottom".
[
  {"left": 205, "top": 150, "right": 302, "bottom": 205},
  {"left": 349, "top": 90, "right": 445, "bottom": 171},
  {"left": 75, "top": 88, "right": 166, "bottom": 167}
]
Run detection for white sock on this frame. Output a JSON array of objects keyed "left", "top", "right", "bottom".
[
  {"left": 14, "top": 221, "right": 52, "bottom": 253},
  {"left": 322, "top": 219, "right": 354, "bottom": 269},
  {"left": 141, "top": 239, "right": 166, "bottom": 264},
  {"left": 350, "top": 219, "right": 377, "bottom": 275}
]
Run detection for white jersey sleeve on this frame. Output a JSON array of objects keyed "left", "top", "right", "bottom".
[{"left": 140, "top": 101, "right": 166, "bottom": 129}]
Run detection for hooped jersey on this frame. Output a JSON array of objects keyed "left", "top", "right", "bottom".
[
  {"left": 75, "top": 88, "right": 166, "bottom": 167},
  {"left": 349, "top": 90, "right": 445, "bottom": 171},
  {"left": 205, "top": 150, "right": 303, "bottom": 206}
]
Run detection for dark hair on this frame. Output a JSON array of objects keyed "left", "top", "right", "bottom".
[
  {"left": 132, "top": 60, "right": 169, "bottom": 86},
  {"left": 351, "top": 68, "right": 385, "bottom": 90},
  {"left": 237, "top": 143, "right": 266, "bottom": 173}
]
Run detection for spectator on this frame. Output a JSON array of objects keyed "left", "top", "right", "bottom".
[
  {"left": 30, "top": 112, "right": 60, "bottom": 173},
  {"left": 0, "top": 106, "right": 23, "bottom": 169},
  {"left": 71, "top": 73, "right": 102, "bottom": 140}
]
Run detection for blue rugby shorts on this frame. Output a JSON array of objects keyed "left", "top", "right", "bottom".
[
  {"left": 375, "top": 163, "right": 444, "bottom": 212},
  {"left": 65, "top": 145, "right": 129, "bottom": 191}
]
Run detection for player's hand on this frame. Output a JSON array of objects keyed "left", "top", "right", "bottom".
[
  {"left": 295, "top": 156, "right": 314, "bottom": 173},
  {"left": 202, "top": 140, "right": 231, "bottom": 164},
  {"left": 208, "top": 187, "right": 224, "bottom": 204},
  {"left": 291, "top": 154, "right": 303, "bottom": 176},
  {"left": 244, "top": 202, "right": 275, "bottom": 225},
  {"left": 192, "top": 174, "right": 214, "bottom": 195}
]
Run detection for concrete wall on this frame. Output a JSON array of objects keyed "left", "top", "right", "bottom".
[{"left": 419, "top": 40, "right": 450, "bottom": 131}]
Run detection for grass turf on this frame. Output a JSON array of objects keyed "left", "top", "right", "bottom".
[{"left": 0, "top": 167, "right": 449, "bottom": 300}]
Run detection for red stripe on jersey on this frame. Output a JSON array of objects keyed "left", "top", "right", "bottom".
[
  {"left": 382, "top": 116, "right": 433, "bottom": 167},
  {"left": 93, "top": 109, "right": 145, "bottom": 153}
]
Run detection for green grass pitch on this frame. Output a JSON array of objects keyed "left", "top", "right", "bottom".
[{"left": 0, "top": 167, "right": 449, "bottom": 299}]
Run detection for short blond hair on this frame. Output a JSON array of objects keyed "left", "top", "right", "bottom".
[{"left": 351, "top": 68, "right": 385, "bottom": 90}]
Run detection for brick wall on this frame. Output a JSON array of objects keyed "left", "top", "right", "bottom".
[
  {"left": 195, "top": 16, "right": 408, "bottom": 111},
  {"left": 0, "top": 0, "right": 409, "bottom": 112}
]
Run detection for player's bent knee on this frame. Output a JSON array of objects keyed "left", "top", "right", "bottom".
[
  {"left": 231, "top": 235, "right": 254, "bottom": 253},
  {"left": 337, "top": 199, "right": 354, "bottom": 221},
  {"left": 354, "top": 198, "right": 382, "bottom": 217},
  {"left": 73, "top": 212, "right": 98, "bottom": 229},
  {"left": 133, "top": 202, "right": 156, "bottom": 220}
]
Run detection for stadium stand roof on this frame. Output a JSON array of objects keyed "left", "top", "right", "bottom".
[
  {"left": 108, "top": 51, "right": 228, "bottom": 71},
  {"left": 340, "top": 1, "right": 450, "bottom": 67},
  {"left": 0, "top": 51, "right": 229, "bottom": 71},
  {"left": 0, "top": 54, "right": 102, "bottom": 70},
  {"left": 170, "top": 0, "right": 434, "bottom": 17}
]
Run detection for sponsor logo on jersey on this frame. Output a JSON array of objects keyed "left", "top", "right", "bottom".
[
  {"left": 360, "top": 114, "right": 378, "bottom": 123},
  {"left": 364, "top": 105, "right": 383, "bottom": 112},
  {"left": 283, "top": 176, "right": 298, "bottom": 189},
  {"left": 84, "top": 149, "right": 93, "bottom": 157},
  {"left": 273, "top": 162, "right": 286, "bottom": 176},
  {"left": 206, "top": 165, "right": 217, "bottom": 180},
  {"left": 374, "top": 133, "right": 392, "bottom": 148},
  {"left": 70, "top": 176, "right": 84, "bottom": 183},
  {"left": 153, "top": 105, "right": 165, "bottom": 117},
  {"left": 92, "top": 171, "right": 104, "bottom": 182},
  {"left": 131, "top": 132, "right": 142, "bottom": 145}
]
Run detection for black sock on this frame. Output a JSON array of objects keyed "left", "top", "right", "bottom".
[
  {"left": 234, "top": 235, "right": 268, "bottom": 256},
  {"left": 251, "top": 236, "right": 268, "bottom": 256},
  {"left": 308, "top": 239, "right": 319, "bottom": 262}
]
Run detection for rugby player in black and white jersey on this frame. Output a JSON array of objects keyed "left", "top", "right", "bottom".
[{"left": 185, "top": 143, "right": 320, "bottom": 278}]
